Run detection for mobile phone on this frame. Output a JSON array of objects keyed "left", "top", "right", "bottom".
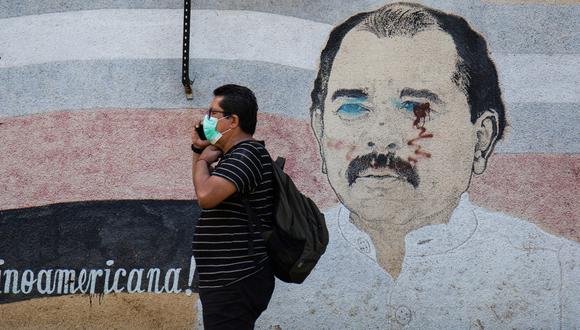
[{"left": 195, "top": 124, "right": 207, "bottom": 140}]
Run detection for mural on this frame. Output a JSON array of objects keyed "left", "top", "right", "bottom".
[{"left": 258, "top": 3, "right": 580, "bottom": 329}]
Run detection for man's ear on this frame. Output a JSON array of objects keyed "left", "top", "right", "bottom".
[
  {"left": 473, "top": 110, "right": 499, "bottom": 175},
  {"left": 311, "top": 108, "right": 327, "bottom": 174},
  {"left": 229, "top": 114, "right": 240, "bottom": 129}
]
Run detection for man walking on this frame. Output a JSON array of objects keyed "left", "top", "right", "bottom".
[{"left": 191, "top": 84, "right": 275, "bottom": 329}]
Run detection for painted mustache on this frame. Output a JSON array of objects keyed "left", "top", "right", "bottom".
[{"left": 346, "top": 152, "right": 419, "bottom": 188}]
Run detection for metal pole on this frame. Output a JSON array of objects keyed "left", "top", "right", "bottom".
[{"left": 182, "top": 0, "right": 193, "bottom": 100}]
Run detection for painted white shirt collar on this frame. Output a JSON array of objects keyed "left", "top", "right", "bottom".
[{"left": 337, "top": 192, "right": 478, "bottom": 260}]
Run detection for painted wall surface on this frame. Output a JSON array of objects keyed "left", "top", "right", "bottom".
[{"left": 0, "top": 0, "right": 578, "bottom": 329}]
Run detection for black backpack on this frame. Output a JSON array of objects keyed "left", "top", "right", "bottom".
[{"left": 241, "top": 157, "right": 329, "bottom": 284}]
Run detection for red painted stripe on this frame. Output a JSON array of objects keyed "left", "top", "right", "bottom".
[
  {"left": 0, "top": 109, "right": 337, "bottom": 211},
  {"left": 1, "top": 110, "right": 577, "bottom": 242},
  {"left": 470, "top": 153, "right": 579, "bottom": 242}
]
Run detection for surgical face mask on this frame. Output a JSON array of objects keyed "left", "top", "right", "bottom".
[{"left": 203, "top": 114, "right": 232, "bottom": 144}]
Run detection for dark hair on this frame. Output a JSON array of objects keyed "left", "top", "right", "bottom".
[
  {"left": 213, "top": 84, "right": 259, "bottom": 135},
  {"left": 311, "top": 2, "right": 506, "bottom": 140}
]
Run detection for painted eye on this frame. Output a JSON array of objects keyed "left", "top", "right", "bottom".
[
  {"left": 337, "top": 103, "right": 370, "bottom": 118},
  {"left": 399, "top": 101, "right": 416, "bottom": 112}
]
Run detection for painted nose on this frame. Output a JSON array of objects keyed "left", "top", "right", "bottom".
[{"left": 367, "top": 141, "right": 399, "bottom": 152}]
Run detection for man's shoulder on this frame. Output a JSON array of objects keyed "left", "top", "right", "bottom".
[
  {"left": 229, "top": 140, "right": 270, "bottom": 161},
  {"left": 235, "top": 140, "right": 267, "bottom": 152}
]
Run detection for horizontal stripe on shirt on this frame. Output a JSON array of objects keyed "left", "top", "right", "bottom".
[
  {"left": 194, "top": 252, "right": 268, "bottom": 260},
  {"left": 198, "top": 258, "right": 269, "bottom": 289}
]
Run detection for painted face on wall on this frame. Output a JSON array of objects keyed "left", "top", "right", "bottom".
[{"left": 314, "top": 29, "right": 482, "bottom": 224}]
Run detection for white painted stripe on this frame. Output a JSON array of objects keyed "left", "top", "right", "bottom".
[
  {"left": 0, "top": 9, "right": 330, "bottom": 70},
  {"left": 0, "top": 9, "right": 578, "bottom": 103}
]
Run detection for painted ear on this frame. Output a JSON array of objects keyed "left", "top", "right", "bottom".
[
  {"left": 473, "top": 110, "right": 499, "bottom": 175},
  {"left": 311, "top": 108, "right": 327, "bottom": 174}
]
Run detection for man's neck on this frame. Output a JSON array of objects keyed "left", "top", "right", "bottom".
[
  {"left": 220, "top": 132, "right": 254, "bottom": 154},
  {"left": 349, "top": 198, "right": 459, "bottom": 279}
]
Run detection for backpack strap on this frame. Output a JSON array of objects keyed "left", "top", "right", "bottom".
[
  {"left": 240, "top": 192, "right": 263, "bottom": 266},
  {"left": 240, "top": 194, "right": 255, "bottom": 252},
  {"left": 275, "top": 157, "right": 286, "bottom": 170},
  {"left": 241, "top": 154, "right": 280, "bottom": 265}
]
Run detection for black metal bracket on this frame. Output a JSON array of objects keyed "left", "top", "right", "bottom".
[{"left": 182, "top": 0, "right": 193, "bottom": 100}]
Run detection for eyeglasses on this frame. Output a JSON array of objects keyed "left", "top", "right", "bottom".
[
  {"left": 207, "top": 108, "right": 226, "bottom": 117},
  {"left": 207, "top": 108, "right": 235, "bottom": 118}
]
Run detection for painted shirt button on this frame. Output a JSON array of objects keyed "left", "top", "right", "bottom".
[
  {"left": 395, "top": 306, "right": 412, "bottom": 325},
  {"left": 357, "top": 237, "right": 371, "bottom": 254}
]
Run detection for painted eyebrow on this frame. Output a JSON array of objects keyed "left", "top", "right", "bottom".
[
  {"left": 400, "top": 88, "right": 443, "bottom": 104},
  {"left": 331, "top": 89, "right": 368, "bottom": 101}
]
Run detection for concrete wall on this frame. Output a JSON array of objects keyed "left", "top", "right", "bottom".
[{"left": 0, "top": 0, "right": 578, "bottom": 328}]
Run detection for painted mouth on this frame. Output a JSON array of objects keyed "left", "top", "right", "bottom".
[
  {"left": 357, "top": 174, "right": 406, "bottom": 182},
  {"left": 346, "top": 152, "right": 420, "bottom": 188},
  {"left": 360, "top": 167, "right": 398, "bottom": 177},
  {"left": 360, "top": 174, "right": 399, "bottom": 178}
]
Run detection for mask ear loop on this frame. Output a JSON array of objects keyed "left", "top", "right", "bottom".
[{"left": 218, "top": 113, "right": 235, "bottom": 136}]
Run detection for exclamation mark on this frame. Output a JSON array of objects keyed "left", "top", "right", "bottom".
[
  {"left": 0, "top": 259, "right": 4, "bottom": 294},
  {"left": 185, "top": 256, "right": 196, "bottom": 296}
]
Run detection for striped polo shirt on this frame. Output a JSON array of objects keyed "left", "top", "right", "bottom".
[{"left": 193, "top": 140, "right": 274, "bottom": 289}]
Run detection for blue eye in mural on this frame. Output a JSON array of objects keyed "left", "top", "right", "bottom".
[
  {"left": 399, "top": 101, "right": 416, "bottom": 113},
  {"left": 337, "top": 98, "right": 370, "bottom": 118}
]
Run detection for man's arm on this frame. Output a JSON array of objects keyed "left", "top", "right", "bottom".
[
  {"left": 193, "top": 156, "right": 237, "bottom": 209},
  {"left": 192, "top": 150, "right": 200, "bottom": 186},
  {"left": 191, "top": 118, "right": 236, "bottom": 208}
]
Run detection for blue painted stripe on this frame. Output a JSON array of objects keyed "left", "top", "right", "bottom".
[
  {"left": 0, "top": 58, "right": 316, "bottom": 120},
  {"left": 495, "top": 103, "right": 580, "bottom": 154}
]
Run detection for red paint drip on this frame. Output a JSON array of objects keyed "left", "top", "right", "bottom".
[{"left": 407, "top": 102, "right": 433, "bottom": 164}]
